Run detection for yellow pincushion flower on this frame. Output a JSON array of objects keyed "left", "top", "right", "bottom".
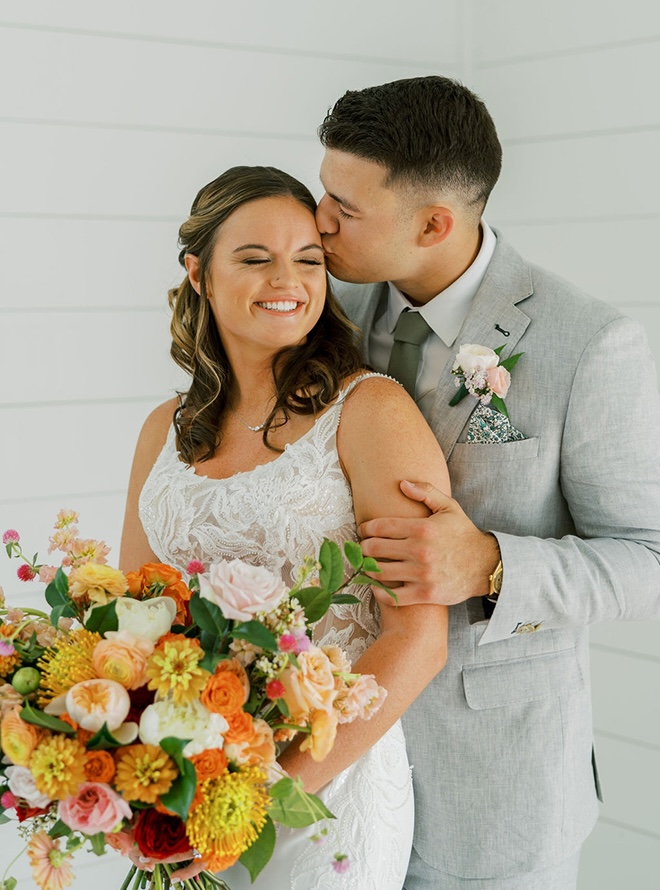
[
  {"left": 114, "top": 743, "right": 177, "bottom": 803},
  {"left": 185, "top": 767, "right": 270, "bottom": 860},
  {"left": 30, "top": 734, "right": 87, "bottom": 800},
  {"left": 146, "top": 637, "right": 210, "bottom": 705},
  {"left": 68, "top": 563, "right": 128, "bottom": 606},
  {"left": 37, "top": 628, "right": 100, "bottom": 705}
]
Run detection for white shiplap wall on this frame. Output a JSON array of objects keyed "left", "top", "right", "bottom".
[
  {"left": 470, "top": 3, "right": 660, "bottom": 888},
  {"left": 0, "top": 2, "right": 461, "bottom": 887}
]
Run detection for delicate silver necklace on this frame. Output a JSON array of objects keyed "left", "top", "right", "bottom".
[{"left": 232, "top": 409, "right": 268, "bottom": 432}]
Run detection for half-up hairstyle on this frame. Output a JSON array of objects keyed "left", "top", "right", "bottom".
[{"left": 168, "top": 165, "right": 363, "bottom": 464}]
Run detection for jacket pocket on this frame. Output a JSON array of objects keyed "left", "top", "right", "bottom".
[
  {"left": 462, "top": 647, "right": 585, "bottom": 710},
  {"left": 451, "top": 436, "right": 540, "bottom": 463}
]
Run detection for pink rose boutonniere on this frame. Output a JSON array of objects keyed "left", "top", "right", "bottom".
[{"left": 449, "top": 343, "right": 524, "bottom": 417}]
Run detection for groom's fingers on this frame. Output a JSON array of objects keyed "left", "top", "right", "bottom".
[{"left": 399, "top": 480, "right": 454, "bottom": 513}]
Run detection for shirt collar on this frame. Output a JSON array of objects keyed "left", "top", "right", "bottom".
[{"left": 383, "top": 222, "right": 497, "bottom": 347}]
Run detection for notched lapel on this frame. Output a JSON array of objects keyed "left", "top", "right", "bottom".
[{"left": 430, "top": 238, "right": 533, "bottom": 459}]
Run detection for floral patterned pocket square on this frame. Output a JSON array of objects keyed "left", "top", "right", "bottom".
[{"left": 466, "top": 405, "right": 527, "bottom": 444}]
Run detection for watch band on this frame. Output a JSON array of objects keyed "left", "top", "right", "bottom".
[{"left": 486, "top": 559, "right": 503, "bottom": 604}]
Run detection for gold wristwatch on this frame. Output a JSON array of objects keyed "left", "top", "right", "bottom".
[{"left": 486, "top": 559, "right": 503, "bottom": 604}]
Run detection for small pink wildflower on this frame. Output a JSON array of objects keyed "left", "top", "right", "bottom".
[
  {"left": 2, "top": 530, "right": 19, "bottom": 545},
  {"left": 17, "top": 564, "right": 37, "bottom": 582},
  {"left": 279, "top": 630, "right": 311, "bottom": 655},
  {"left": 186, "top": 560, "right": 205, "bottom": 575},
  {"left": 38, "top": 565, "right": 58, "bottom": 585},
  {"left": 332, "top": 855, "right": 350, "bottom": 874},
  {"left": 0, "top": 640, "right": 15, "bottom": 656},
  {"left": 265, "top": 679, "right": 285, "bottom": 700},
  {"left": 1, "top": 790, "right": 18, "bottom": 809}
]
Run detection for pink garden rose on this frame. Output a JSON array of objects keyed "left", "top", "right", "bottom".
[
  {"left": 199, "top": 559, "right": 287, "bottom": 621},
  {"left": 486, "top": 365, "right": 511, "bottom": 399},
  {"left": 58, "top": 782, "right": 132, "bottom": 834}
]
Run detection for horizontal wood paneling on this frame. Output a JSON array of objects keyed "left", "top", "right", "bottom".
[
  {"left": 591, "top": 619, "right": 660, "bottom": 662},
  {"left": 0, "top": 28, "right": 439, "bottom": 137},
  {"left": 474, "top": 0, "right": 660, "bottom": 63},
  {"left": 594, "top": 733, "right": 660, "bottom": 835},
  {"left": 580, "top": 819, "right": 660, "bottom": 889},
  {"left": 0, "top": 2, "right": 460, "bottom": 64},
  {"left": 591, "top": 648, "right": 660, "bottom": 748},
  {"left": 1, "top": 311, "right": 188, "bottom": 404},
  {"left": 476, "top": 42, "right": 660, "bottom": 141}
]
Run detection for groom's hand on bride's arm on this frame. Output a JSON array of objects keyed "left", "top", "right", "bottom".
[{"left": 357, "top": 480, "right": 501, "bottom": 607}]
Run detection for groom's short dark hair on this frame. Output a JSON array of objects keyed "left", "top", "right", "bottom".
[{"left": 319, "top": 75, "right": 502, "bottom": 213}]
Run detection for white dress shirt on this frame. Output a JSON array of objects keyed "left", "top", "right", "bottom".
[{"left": 369, "top": 222, "right": 497, "bottom": 419}]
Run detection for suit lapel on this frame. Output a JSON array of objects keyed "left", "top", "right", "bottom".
[{"left": 430, "top": 236, "right": 534, "bottom": 459}]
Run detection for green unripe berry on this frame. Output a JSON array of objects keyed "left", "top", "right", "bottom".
[{"left": 11, "top": 666, "right": 41, "bottom": 695}]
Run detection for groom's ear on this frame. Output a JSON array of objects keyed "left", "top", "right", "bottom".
[
  {"left": 417, "top": 205, "right": 454, "bottom": 247},
  {"left": 184, "top": 253, "right": 203, "bottom": 295}
]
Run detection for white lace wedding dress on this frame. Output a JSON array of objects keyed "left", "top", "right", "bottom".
[{"left": 138, "top": 374, "right": 414, "bottom": 890}]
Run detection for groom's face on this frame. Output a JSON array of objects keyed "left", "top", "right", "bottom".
[{"left": 317, "top": 149, "right": 418, "bottom": 285}]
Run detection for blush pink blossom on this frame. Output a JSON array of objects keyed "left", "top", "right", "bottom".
[
  {"left": 186, "top": 560, "right": 205, "bottom": 575},
  {"left": 58, "top": 782, "right": 132, "bottom": 834},
  {"left": 0, "top": 640, "right": 15, "bottom": 656},
  {"left": 332, "top": 856, "right": 351, "bottom": 874},
  {"left": 38, "top": 565, "right": 58, "bottom": 585},
  {"left": 2, "top": 530, "right": 19, "bottom": 545},
  {"left": 199, "top": 559, "right": 287, "bottom": 621},
  {"left": 278, "top": 630, "right": 311, "bottom": 655},
  {"left": 16, "top": 564, "right": 36, "bottom": 582},
  {"left": 1, "top": 790, "right": 18, "bottom": 809},
  {"left": 486, "top": 365, "right": 511, "bottom": 399}
]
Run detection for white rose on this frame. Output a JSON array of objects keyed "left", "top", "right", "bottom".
[
  {"left": 139, "top": 698, "right": 228, "bottom": 758},
  {"left": 114, "top": 596, "right": 176, "bottom": 642},
  {"left": 6, "top": 765, "right": 51, "bottom": 807},
  {"left": 199, "top": 559, "right": 287, "bottom": 622},
  {"left": 453, "top": 344, "right": 499, "bottom": 374}
]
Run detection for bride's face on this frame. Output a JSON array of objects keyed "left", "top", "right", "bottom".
[{"left": 186, "top": 195, "right": 327, "bottom": 362}]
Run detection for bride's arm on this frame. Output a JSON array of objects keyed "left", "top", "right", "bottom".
[
  {"left": 278, "top": 376, "right": 450, "bottom": 792},
  {"left": 119, "top": 398, "right": 178, "bottom": 573}
]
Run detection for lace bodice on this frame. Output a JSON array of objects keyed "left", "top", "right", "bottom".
[{"left": 139, "top": 374, "right": 387, "bottom": 661}]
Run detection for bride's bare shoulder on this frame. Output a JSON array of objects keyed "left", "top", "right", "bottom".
[{"left": 136, "top": 397, "right": 179, "bottom": 458}]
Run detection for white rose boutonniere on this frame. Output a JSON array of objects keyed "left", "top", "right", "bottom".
[{"left": 450, "top": 343, "right": 524, "bottom": 416}]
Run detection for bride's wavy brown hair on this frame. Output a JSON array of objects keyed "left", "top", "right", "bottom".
[{"left": 169, "top": 165, "right": 364, "bottom": 464}]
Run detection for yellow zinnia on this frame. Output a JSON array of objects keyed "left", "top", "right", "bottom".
[
  {"left": 37, "top": 628, "right": 100, "bottom": 705},
  {"left": 185, "top": 767, "right": 270, "bottom": 860},
  {"left": 68, "top": 563, "right": 128, "bottom": 606},
  {"left": 30, "top": 734, "right": 86, "bottom": 800},
  {"left": 114, "top": 743, "right": 177, "bottom": 803},
  {"left": 146, "top": 638, "right": 210, "bottom": 705}
]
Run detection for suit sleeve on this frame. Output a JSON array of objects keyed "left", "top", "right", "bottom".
[{"left": 479, "top": 315, "right": 660, "bottom": 645}]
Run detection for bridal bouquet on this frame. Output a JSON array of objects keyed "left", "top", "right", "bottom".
[{"left": 0, "top": 512, "right": 388, "bottom": 890}]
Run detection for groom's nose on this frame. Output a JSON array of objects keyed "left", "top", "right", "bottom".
[{"left": 316, "top": 194, "right": 338, "bottom": 235}]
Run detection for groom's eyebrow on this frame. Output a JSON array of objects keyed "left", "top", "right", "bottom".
[{"left": 327, "top": 191, "right": 361, "bottom": 214}]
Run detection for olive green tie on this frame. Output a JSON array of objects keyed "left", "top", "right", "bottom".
[{"left": 387, "top": 309, "right": 432, "bottom": 398}]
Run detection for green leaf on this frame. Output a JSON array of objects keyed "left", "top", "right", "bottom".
[
  {"left": 189, "top": 592, "right": 227, "bottom": 636},
  {"left": 159, "top": 739, "right": 196, "bottom": 821},
  {"left": 0, "top": 812, "right": 12, "bottom": 826},
  {"left": 268, "top": 778, "right": 334, "bottom": 828},
  {"left": 276, "top": 698, "right": 290, "bottom": 717},
  {"left": 86, "top": 723, "right": 123, "bottom": 750},
  {"left": 88, "top": 832, "right": 106, "bottom": 856},
  {"left": 361, "top": 556, "right": 381, "bottom": 573},
  {"left": 48, "top": 819, "right": 73, "bottom": 839},
  {"left": 84, "top": 599, "right": 118, "bottom": 634},
  {"left": 352, "top": 575, "right": 398, "bottom": 602},
  {"left": 239, "top": 816, "right": 276, "bottom": 881},
  {"left": 343, "top": 540, "right": 363, "bottom": 570},
  {"left": 494, "top": 344, "right": 506, "bottom": 356},
  {"left": 231, "top": 621, "right": 277, "bottom": 652},
  {"left": 489, "top": 394, "right": 509, "bottom": 417},
  {"left": 45, "top": 578, "right": 68, "bottom": 609},
  {"left": 448, "top": 382, "right": 468, "bottom": 406},
  {"left": 295, "top": 587, "right": 332, "bottom": 623},
  {"left": 54, "top": 567, "right": 69, "bottom": 597},
  {"left": 331, "top": 593, "right": 360, "bottom": 605},
  {"left": 499, "top": 351, "right": 524, "bottom": 372},
  {"left": 199, "top": 648, "right": 223, "bottom": 674},
  {"left": 0, "top": 876, "right": 17, "bottom": 890},
  {"left": 20, "top": 702, "right": 75, "bottom": 735},
  {"left": 318, "top": 539, "right": 344, "bottom": 593},
  {"left": 159, "top": 736, "right": 191, "bottom": 774}
]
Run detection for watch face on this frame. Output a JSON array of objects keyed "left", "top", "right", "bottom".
[{"left": 493, "top": 570, "right": 503, "bottom": 594}]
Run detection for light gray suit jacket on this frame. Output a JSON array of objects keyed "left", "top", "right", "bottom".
[{"left": 336, "top": 234, "right": 660, "bottom": 880}]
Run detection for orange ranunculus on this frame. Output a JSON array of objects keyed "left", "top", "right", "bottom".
[
  {"left": 190, "top": 748, "right": 228, "bottom": 782},
  {"left": 140, "top": 563, "right": 190, "bottom": 597},
  {"left": 299, "top": 708, "right": 338, "bottom": 762},
  {"left": 83, "top": 749, "right": 116, "bottom": 783},
  {"left": 125, "top": 571, "right": 145, "bottom": 598},
  {"left": 92, "top": 631, "right": 153, "bottom": 690},
  {"left": 223, "top": 709, "right": 254, "bottom": 745},
  {"left": 1, "top": 708, "right": 44, "bottom": 766},
  {"left": 201, "top": 671, "right": 246, "bottom": 717},
  {"left": 214, "top": 658, "right": 250, "bottom": 699},
  {"left": 231, "top": 718, "right": 276, "bottom": 768},
  {"left": 203, "top": 851, "right": 239, "bottom": 871},
  {"left": 161, "top": 586, "right": 191, "bottom": 625}
]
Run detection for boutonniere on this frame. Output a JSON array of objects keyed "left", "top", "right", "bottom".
[{"left": 449, "top": 343, "right": 524, "bottom": 417}]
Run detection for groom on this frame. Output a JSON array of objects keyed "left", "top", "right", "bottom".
[{"left": 316, "top": 77, "right": 660, "bottom": 888}]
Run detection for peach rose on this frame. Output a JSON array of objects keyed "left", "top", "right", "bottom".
[
  {"left": 280, "top": 647, "right": 337, "bottom": 724},
  {"left": 299, "top": 708, "right": 338, "bottom": 762},
  {"left": 65, "top": 678, "right": 130, "bottom": 733},
  {"left": 215, "top": 658, "right": 250, "bottom": 698},
  {"left": 199, "top": 559, "right": 286, "bottom": 621},
  {"left": 190, "top": 748, "right": 228, "bottom": 782},
  {"left": 92, "top": 630, "right": 154, "bottom": 690},
  {"left": 58, "top": 782, "right": 132, "bottom": 834},
  {"left": 225, "top": 718, "right": 275, "bottom": 768},
  {"left": 69, "top": 563, "right": 128, "bottom": 605},
  {"left": 335, "top": 674, "right": 387, "bottom": 724},
  {"left": 486, "top": 365, "right": 511, "bottom": 399},
  {"left": 223, "top": 709, "right": 254, "bottom": 745},
  {"left": 201, "top": 670, "right": 246, "bottom": 717},
  {"left": 1, "top": 708, "right": 43, "bottom": 766}
]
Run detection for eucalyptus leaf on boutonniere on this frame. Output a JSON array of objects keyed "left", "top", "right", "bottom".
[{"left": 449, "top": 343, "right": 524, "bottom": 417}]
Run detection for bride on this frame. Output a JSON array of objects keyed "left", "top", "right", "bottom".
[{"left": 119, "top": 165, "right": 449, "bottom": 889}]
